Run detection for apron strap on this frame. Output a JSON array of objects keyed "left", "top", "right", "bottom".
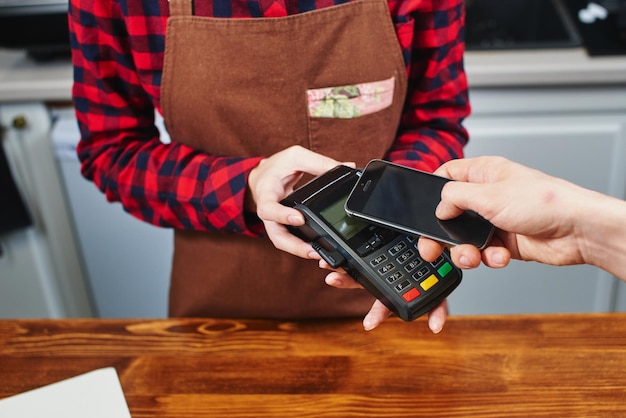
[{"left": 169, "top": 0, "right": 194, "bottom": 17}]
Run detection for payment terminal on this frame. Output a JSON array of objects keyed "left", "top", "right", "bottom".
[{"left": 280, "top": 165, "right": 462, "bottom": 321}]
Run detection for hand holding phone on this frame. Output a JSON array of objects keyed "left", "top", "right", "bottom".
[{"left": 345, "top": 160, "right": 495, "bottom": 249}]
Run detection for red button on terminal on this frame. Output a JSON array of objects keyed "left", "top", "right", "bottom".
[{"left": 402, "top": 287, "right": 420, "bottom": 302}]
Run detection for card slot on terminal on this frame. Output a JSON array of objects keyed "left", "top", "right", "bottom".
[{"left": 311, "top": 241, "right": 345, "bottom": 269}]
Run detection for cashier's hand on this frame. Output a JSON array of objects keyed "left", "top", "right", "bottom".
[
  {"left": 324, "top": 265, "right": 449, "bottom": 334},
  {"left": 248, "top": 145, "right": 355, "bottom": 260}
]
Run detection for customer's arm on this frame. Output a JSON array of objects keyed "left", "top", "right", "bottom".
[
  {"left": 421, "top": 156, "right": 626, "bottom": 282},
  {"left": 327, "top": 156, "right": 626, "bottom": 332}
]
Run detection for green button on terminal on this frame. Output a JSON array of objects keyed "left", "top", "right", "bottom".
[{"left": 438, "top": 262, "right": 453, "bottom": 277}]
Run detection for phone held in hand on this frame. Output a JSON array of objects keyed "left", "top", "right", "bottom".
[
  {"left": 345, "top": 159, "right": 495, "bottom": 250},
  {"left": 281, "top": 165, "right": 462, "bottom": 322}
]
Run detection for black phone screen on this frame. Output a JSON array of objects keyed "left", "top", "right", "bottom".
[{"left": 346, "top": 160, "right": 494, "bottom": 248}]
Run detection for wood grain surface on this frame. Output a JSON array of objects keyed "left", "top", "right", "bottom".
[{"left": 1, "top": 314, "right": 626, "bottom": 417}]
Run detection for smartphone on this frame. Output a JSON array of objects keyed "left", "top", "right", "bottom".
[{"left": 345, "top": 159, "right": 495, "bottom": 249}]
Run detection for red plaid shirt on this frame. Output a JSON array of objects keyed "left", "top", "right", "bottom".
[{"left": 68, "top": 0, "right": 470, "bottom": 235}]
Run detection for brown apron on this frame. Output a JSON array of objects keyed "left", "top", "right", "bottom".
[{"left": 161, "top": 0, "right": 408, "bottom": 318}]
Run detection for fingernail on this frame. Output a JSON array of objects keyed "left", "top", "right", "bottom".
[
  {"left": 429, "top": 317, "right": 444, "bottom": 334},
  {"left": 325, "top": 275, "right": 343, "bottom": 287},
  {"left": 363, "top": 318, "right": 376, "bottom": 331},
  {"left": 459, "top": 256, "right": 471, "bottom": 268},
  {"left": 287, "top": 214, "right": 303, "bottom": 225}
]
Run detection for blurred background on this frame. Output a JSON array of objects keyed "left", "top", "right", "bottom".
[{"left": 0, "top": 0, "right": 625, "bottom": 318}]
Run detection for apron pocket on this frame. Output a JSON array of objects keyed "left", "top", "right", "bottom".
[{"left": 307, "top": 76, "right": 395, "bottom": 119}]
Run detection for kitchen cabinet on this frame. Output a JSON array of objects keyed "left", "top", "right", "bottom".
[
  {"left": 0, "top": 102, "right": 92, "bottom": 318},
  {"left": 52, "top": 111, "right": 173, "bottom": 318},
  {"left": 448, "top": 86, "right": 626, "bottom": 315}
]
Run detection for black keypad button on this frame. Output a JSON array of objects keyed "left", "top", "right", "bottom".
[
  {"left": 389, "top": 241, "right": 407, "bottom": 256},
  {"left": 412, "top": 265, "right": 430, "bottom": 281},
  {"left": 394, "top": 280, "right": 411, "bottom": 292},
  {"left": 405, "top": 259, "right": 423, "bottom": 273},
  {"left": 386, "top": 271, "right": 403, "bottom": 284},
  {"left": 396, "top": 250, "right": 414, "bottom": 264},
  {"left": 370, "top": 254, "right": 388, "bottom": 267},
  {"left": 431, "top": 255, "right": 445, "bottom": 268},
  {"left": 378, "top": 263, "right": 395, "bottom": 275}
]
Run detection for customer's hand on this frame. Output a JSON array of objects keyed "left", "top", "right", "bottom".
[
  {"left": 324, "top": 155, "right": 596, "bottom": 333},
  {"left": 418, "top": 156, "right": 590, "bottom": 269},
  {"left": 247, "top": 145, "right": 354, "bottom": 259}
]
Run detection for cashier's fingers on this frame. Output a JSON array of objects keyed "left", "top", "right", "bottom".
[
  {"left": 324, "top": 269, "right": 363, "bottom": 289},
  {"left": 427, "top": 300, "right": 449, "bottom": 334},
  {"left": 264, "top": 221, "right": 321, "bottom": 260},
  {"left": 325, "top": 268, "right": 450, "bottom": 334},
  {"left": 362, "top": 300, "right": 393, "bottom": 331},
  {"left": 362, "top": 299, "right": 449, "bottom": 334}
]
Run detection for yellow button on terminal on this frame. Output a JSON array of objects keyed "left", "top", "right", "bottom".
[{"left": 420, "top": 275, "right": 439, "bottom": 291}]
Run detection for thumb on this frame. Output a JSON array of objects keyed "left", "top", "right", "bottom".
[{"left": 289, "top": 146, "right": 349, "bottom": 176}]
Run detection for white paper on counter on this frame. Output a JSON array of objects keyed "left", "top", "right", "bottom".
[{"left": 0, "top": 367, "right": 131, "bottom": 417}]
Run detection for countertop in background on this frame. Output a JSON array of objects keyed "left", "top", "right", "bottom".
[
  {"left": 0, "top": 49, "right": 72, "bottom": 102},
  {"left": 2, "top": 47, "right": 626, "bottom": 102}
]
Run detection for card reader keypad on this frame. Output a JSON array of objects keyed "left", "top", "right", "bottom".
[{"left": 365, "top": 232, "right": 455, "bottom": 304}]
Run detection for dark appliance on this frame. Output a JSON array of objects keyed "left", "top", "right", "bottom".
[
  {"left": 0, "top": 1, "right": 70, "bottom": 60},
  {"left": 563, "top": 0, "right": 626, "bottom": 56},
  {"left": 465, "top": 0, "right": 582, "bottom": 50}
]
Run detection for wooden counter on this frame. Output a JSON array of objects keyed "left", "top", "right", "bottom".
[{"left": 1, "top": 314, "right": 626, "bottom": 417}]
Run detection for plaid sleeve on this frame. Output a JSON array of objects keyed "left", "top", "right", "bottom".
[
  {"left": 68, "top": 0, "right": 263, "bottom": 236},
  {"left": 386, "top": 0, "right": 470, "bottom": 172}
]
